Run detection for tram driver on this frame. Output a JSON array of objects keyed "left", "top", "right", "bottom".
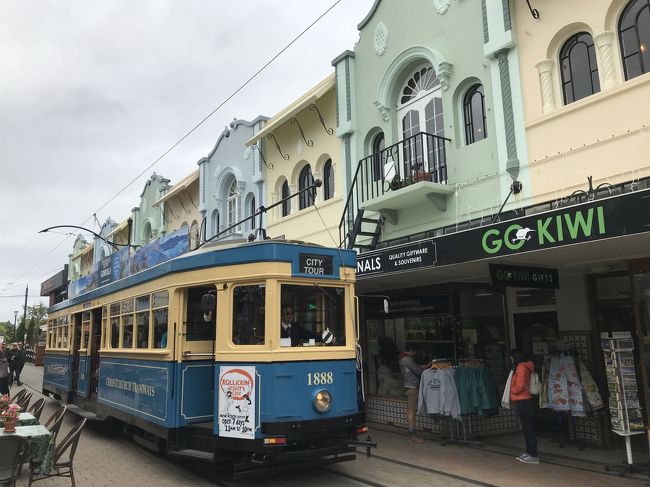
[{"left": 281, "top": 304, "right": 327, "bottom": 347}]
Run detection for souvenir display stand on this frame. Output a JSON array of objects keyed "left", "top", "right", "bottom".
[{"left": 601, "top": 332, "right": 650, "bottom": 477}]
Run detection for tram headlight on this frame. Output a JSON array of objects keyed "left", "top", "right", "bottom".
[{"left": 313, "top": 389, "right": 332, "bottom": 413}]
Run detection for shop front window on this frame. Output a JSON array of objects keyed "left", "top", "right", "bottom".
[{"left": 366, "top": 295, "right": 452, "bottom": 398}]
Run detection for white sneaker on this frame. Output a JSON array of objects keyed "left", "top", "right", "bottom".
[
  {"left": 516, "top": 453, "right": 529, "bottom": 461},
  {"left": 518, "top": 456, "right": 540, "bottom": 464}
]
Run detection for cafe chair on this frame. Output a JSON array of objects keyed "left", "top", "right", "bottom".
[
  {"left": 43, "top": 406, "right": 67, "bottom": 444},
  {"left": 9, "top": 389, "right": 27, "bottom": 405},
  {"left": 28, "top": 398, "right": 46, "bottom": 422},
  {"left": 0, "top": 435, "right": 28, "bottom": 487},
  {"left": 17, "top": 392, "right": 33, "bottom": 411},
  {"left": 28, "top": 418, "right": 87, "bottom": 487}
]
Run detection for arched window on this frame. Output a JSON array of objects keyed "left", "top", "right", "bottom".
[
  {"left": 299, "top": 165, "right": 314, "bottom": 210},
  {"left": 211, "top": 210, "right": 220, "bottom": 237},
  {"left": 397, "top": 64, "right": 444, "bottom": 177},
  {"left": 372, "top": 132, "right": 386, "bottom": 181},
  {"left": 463, "top": 84, "right": 487, "bottom": 144},
  {"left": 323, "top": 159, "right": 334, "bottom": 200},
  {"left": 190, "top": 220, "right": 199, "bottom": 249},
  {"left": 619, "top": 0, "right": 650, "bottom": 80},
  {"left": 143, "top": 221, "right": 153, "bottom": 243},
  {"left": 227, "top": 180, "right": 239, "bottom": 232},
  {"left": 560, "top": 32, "right": 600, "bottom": 104},
  {"left": 249, "top": 195, "right": 256, "bottom": 231},
  {"left": 281, "top": 181, "right": 291, "bottom": 217}
]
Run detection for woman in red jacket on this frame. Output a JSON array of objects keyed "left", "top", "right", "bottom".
[{"left": 510, "top": 350, "right": 539, "bottom": 464}]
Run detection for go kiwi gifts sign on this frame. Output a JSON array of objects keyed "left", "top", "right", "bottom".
[{"left": 357, "top": 188, "right": 650, "bottom": 278}]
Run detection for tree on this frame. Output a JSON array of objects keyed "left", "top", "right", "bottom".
[
  {"left": 0, "top": 320, "right": 12, "bottom": 342},
  {"left": 15, "top": 303, "right": 48, "bottom": 345}
]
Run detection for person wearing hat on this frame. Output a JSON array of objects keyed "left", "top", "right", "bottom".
[{"left": 8, "top": 342, "right": 24, "bottom": 387}]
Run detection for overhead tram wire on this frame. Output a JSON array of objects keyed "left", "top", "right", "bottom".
[{"left": 13, "top": 0, "right": 344, "bottom": 289}]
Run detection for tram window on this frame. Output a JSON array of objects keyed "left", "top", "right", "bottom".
[
  {"left": 82, "top": 311, "right": 91, "bottom": 349},
  {"left": 185, "top": 287, "right": 216, "bottom": 341},
  {"left": 121, "top": 299, "right": 134, "bottom": 348},
  {"left": 280, "top": 284, "right": 346, "bottom": 347},
  {"left": 153, "top": 291, "right": 169, "bottom": 349},
  {"left": 153, "top": 308, "right": 168, "bottom": 348},
  {"left": 109, "top": 303, "right": 120, "bottom": 348},
  {"left": 232, "top": 285, "right": 265, "bottom": 345},
  {"left": 136, "top": 311, "right": 149, "bottom": 348},
  {"left": 101, "top": 306, "right": 108, "bottom": 349}
]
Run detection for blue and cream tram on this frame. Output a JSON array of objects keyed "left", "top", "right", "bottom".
[{"left": 43, "top": 239, "right": 369, "bottom": 476}]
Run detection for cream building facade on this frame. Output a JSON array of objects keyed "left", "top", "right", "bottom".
[
  {"left": 247, "top": 75, "right": 342, "bottom": 247},
  {"left": 515, "top": 0, "right": 650, "bottom": 204}
]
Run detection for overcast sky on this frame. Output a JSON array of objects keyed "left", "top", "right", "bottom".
[{"left": 0, "top": 0, "right": 374, "bottom": 324}]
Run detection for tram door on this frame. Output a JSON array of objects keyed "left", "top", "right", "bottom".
[
  {"left": 71, "top": 312, "right": 83, "bottom": 395},
  {"left": 177, "top": 286, "right": 216, "bottom": 423},
  {"left": 89, "top": 309, "right": 102, "bottom": 398}
]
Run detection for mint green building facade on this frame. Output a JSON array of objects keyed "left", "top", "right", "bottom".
[
  {"left": 333, "top": 0, "right": 528, "bottom": 436},
  {"left": 334, "top": 0, "right": 528, "bottom": 248}
]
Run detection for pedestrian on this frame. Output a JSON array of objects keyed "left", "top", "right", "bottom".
[
  {"left": 9, "top": 343, "right": 24, "bottom": 387},
  {"left": 510, "top": 349, "right": 539, "bottom": 464},
  {"left": 399, "top": 347, "right": 428, "bottom": 444},
  {"left": 0, "top": 343, "right": 9, "bottom": 395}
]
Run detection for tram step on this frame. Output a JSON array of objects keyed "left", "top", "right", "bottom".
[
  {"left": 65, "top": 403, "right": 101, "bottom": 421},
  {"left": 169, "top": 448, "right": 214, "bottom": 462}
]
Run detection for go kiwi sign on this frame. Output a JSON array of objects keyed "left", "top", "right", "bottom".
[{"left": 356, "top": 189, "right": 650, "bottom": 278}]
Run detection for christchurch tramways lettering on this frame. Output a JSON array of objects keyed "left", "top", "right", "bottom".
[
  {"left": 482, "top": 206, "right": 606, "bottom": 255},
  {"left": 46, "top": 364, "right": 68, "bottom": 376},
  {"left": 105, "top": 378, "right": 156, "bottom": 397}
]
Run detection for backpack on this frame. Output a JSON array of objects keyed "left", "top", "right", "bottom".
[{"left": 529, "top": 372, "right": 542, "bottom": 396}]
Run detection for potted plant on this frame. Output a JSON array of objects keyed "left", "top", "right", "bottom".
[
  {"left": 3, "top": 403, "right": 21, "bottom": 432},
  {"left": 0, "top": 394, "right": 10, "bottom": 411}
]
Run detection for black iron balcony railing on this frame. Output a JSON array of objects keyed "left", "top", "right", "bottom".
[{"left": 339, "top": 131, "right": 450, "bottom": 250}]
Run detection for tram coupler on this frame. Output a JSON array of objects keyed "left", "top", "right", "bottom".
[{"left": 347, "top": 435, "right": 377, "bottom": 458}]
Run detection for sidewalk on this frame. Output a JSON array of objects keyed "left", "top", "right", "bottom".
[{"left": 17, "top": 364, "right": 649, "bottom": 486}]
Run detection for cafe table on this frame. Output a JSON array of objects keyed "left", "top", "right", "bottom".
[
  {"left": 0, "top": 424, "right": 54, "bottom": 475},
  {"left": 0, "top": 412, "right": 39, "bottom": 428}
]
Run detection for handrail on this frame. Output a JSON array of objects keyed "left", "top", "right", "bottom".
[{"left": 338, "top": 131, "right": 450, "bottom": 249}]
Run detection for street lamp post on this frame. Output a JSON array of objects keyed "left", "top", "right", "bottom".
[{"left": 13, "top": 310, "right": 17, "bottom": 342}]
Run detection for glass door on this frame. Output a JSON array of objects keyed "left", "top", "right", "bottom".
[{"left": 632, "top": 273, "right": 650, "bottom": 426}]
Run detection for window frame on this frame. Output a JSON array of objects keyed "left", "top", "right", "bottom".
[
  {"left": 231, "top": 283, "right": 267, "bottom": 347},
  {"left": 298, "top": 165, "right": 315, "bottom": 210},
  {"left": 281, "top": 181, "right": 291, "bottom": 217},
  {"left": 619, "top": 0, "right": 650, "bottom": 80},
  {"left": 323, "top": 159, "right": 334, "bottom": 200},
  {"left": 559, "top": 32, "right": 600, "bottom": 104},
  {"left": 463, "top": 84, "right": 488, "bottom": 144}
]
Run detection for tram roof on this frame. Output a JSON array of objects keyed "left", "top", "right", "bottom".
[{"left": 49, "top": 239, "right": 356, "bottom": 314}]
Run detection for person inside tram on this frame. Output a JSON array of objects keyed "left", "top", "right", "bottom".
[{"left": 280, "top": 304, "right": 322, "bottom": 347}]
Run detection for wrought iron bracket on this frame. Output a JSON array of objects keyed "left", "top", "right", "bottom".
[
  {"left": 267, "top": 133, "right": 289, "bottom": 160},
  {"left": 290, "top": 117, "right": 313, "bottom": 147},
  {"left": 525, "top": 0, "right": 540, "bottom": 19},
  {"left": 251, "top": 143, "right": 273, "bottom": 169},
  {"left": 309, "top": 104, "right": 334, "bottom": 135}
]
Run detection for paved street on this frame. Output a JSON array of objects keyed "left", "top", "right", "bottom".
[{"left": 9, "top": 363, "right": 648, "bottom": 486}]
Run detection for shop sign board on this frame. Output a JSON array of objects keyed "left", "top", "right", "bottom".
[
  {"left": 218, "top": 366, "right": 256, "bottom": 440},
  {"left": 357, "top": 188, "right": 650, "bottom": 278},
  {"left": 489, "top": 263, "right": 559, "bottom": 289},
  {"left": 356, "top": 239, "right": 437, "bottom": 277}
]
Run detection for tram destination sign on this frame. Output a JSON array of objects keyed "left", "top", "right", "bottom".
[
  {"left": 299, "top": 253, "right": 333, "bottom": 276},
  {"left": 489, "top": 263, "right": 559, "bottom": 289}
]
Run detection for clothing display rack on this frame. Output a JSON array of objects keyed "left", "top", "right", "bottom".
[{"left": 419, "top": 358, "right": 490, "bottom": 447}]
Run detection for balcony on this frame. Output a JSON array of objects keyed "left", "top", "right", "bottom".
[{"left": 339, "top": 132, "right": 451, "bottom": 250}]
